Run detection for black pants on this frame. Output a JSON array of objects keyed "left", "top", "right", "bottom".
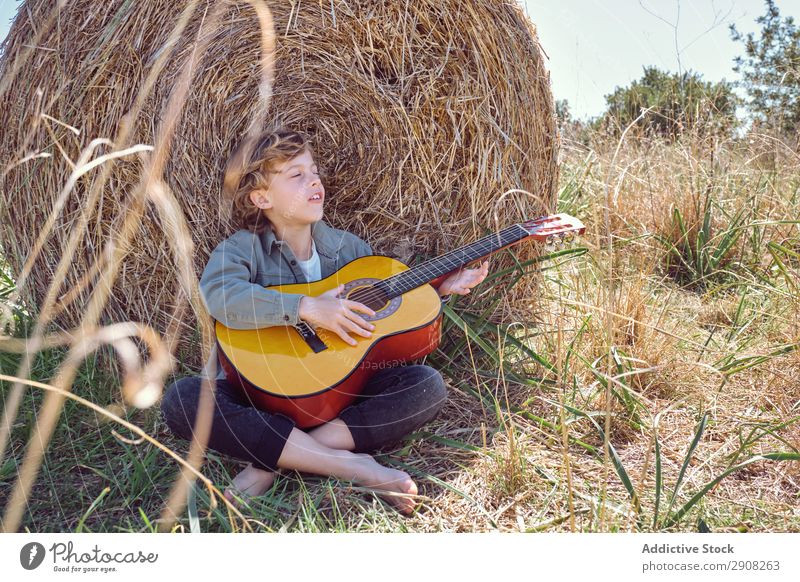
[{"left": 160, "top": 364, "right": 448, "bottom": 472}]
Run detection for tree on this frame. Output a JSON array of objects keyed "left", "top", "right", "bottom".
[
  {"left": 729, "top": 0, "right": 800, "bottom": 135},
  {"left": 555, "top": 98, "right": 572, "bottom": 124},
  {"left": 554, "top": 98, "right": 593, "bottom": 146},
  {"left": 598, "top": 66, "right": 739, "bottom": 138}
]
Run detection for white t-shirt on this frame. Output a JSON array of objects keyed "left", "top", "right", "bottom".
[{"left": 297, "top": 239, "right": 321, "bottom": 281}]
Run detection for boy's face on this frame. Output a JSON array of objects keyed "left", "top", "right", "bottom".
[{"left": 249, "top": 148, "right": 325, "bottom": 226}]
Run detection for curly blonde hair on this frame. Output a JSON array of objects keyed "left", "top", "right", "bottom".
[{"left": 223, "top": 129, "right": 317, "bottom": 234}]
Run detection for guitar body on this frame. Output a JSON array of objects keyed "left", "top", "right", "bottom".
[{"left": 216, "top": 255, "right": 444, "bottom": 428}]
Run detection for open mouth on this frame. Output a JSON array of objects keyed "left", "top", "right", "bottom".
[{"left": 308, "top": 192, "right": 324, "bottom": 202}]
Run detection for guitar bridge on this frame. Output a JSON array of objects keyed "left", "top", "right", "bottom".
[{"left": 294, "top": 321, "right": 328, "bottom": 353}]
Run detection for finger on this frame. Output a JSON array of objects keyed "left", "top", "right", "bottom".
[
  {"left": 343, "top": 308, "right": 376, "bottom": 331},
  {"left": 335, "top": 325, "right": 358, "bottom": 346},
  {"left": 346, "top": 300, "right": 377, "bottom": 317},
  {"left": 342, "top": 317, "right": 372, "bottom": 338}
]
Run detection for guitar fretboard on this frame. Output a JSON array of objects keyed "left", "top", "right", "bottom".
[{"left": 375, "top": 224, "right": 528, "bottom": 299}]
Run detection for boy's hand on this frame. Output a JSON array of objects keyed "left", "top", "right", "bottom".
[
  {"left": 298, "top": 284, "right": 376, "bottom": 346},
  {"left": 438, "top": 260, "right": 489, "bottom": 297}
]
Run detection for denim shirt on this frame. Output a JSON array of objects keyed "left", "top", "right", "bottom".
[{"left": 198, "top": 219, "right": 449, "bottom": 381}]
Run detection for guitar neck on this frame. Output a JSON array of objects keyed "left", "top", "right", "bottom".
[{"left": 376, "top": 224, "right": 529, "bottom": 299}]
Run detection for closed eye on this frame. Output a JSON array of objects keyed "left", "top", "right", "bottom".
[{"left": 290, "top": 169, "right": 319, "bottom": 178}]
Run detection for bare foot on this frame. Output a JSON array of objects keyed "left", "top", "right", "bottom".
[
  {"left": 223, "top": 463, "right": 276, "bottom": 509},
  {"left": 349, "top": 454, "right": 419, "bottom": 515}
]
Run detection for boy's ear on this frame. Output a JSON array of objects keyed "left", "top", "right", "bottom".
[{"left": 249, "top": 188, "right": 272, "bottom": 209}]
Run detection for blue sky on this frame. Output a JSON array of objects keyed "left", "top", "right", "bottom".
[{"left": 1, "top": 0, "right": 797, "bottom": 120}]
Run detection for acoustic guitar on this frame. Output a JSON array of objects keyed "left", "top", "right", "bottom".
[{"left": 216, "top": 213, "right": 586, "bottom": 428}]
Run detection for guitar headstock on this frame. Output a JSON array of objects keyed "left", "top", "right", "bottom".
[{"left": 520, "top": 213, "right": 586, "bottom": 251}]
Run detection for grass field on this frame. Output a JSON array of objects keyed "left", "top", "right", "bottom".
[{"left": 1, "top": 127, "right": 799, "bottom": 533}]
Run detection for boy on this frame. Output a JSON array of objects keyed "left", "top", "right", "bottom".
[{"left": 161, "top": 129, "right": 488, "bottom": 514}]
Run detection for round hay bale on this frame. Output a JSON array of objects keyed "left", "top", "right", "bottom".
[{"left": 0, "top": 0, "right": 558, "bottom": 374}]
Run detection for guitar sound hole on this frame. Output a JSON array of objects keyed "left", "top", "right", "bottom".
[
  {"left": 341, "top": 278, "right": 401, "bottom": 320},
  {"left": 347, "top": 285, "right": 388, "bottom": 311}
]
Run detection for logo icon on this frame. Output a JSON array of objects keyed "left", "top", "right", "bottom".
[{"left": 20, "top": 542, "right": 46, "bottom": 570}]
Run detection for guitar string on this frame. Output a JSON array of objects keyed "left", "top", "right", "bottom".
[
  {"left": 297, "top": 220, "right": 574, "bottom": 331},
  {"left": 359, "top": 227, "right": 522, "bottom": 303},
  {"left": 354, "top": 221, "right": 575, "bottom": 305},
  {"left": 392, "top": 221, "right": 577, "bottom": 290},
  {"left": 345, "top": 224, "right": 527, "bottom": 307},
  {"left": 381, "top": 225, "right": 523, "bottom": 293}
]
